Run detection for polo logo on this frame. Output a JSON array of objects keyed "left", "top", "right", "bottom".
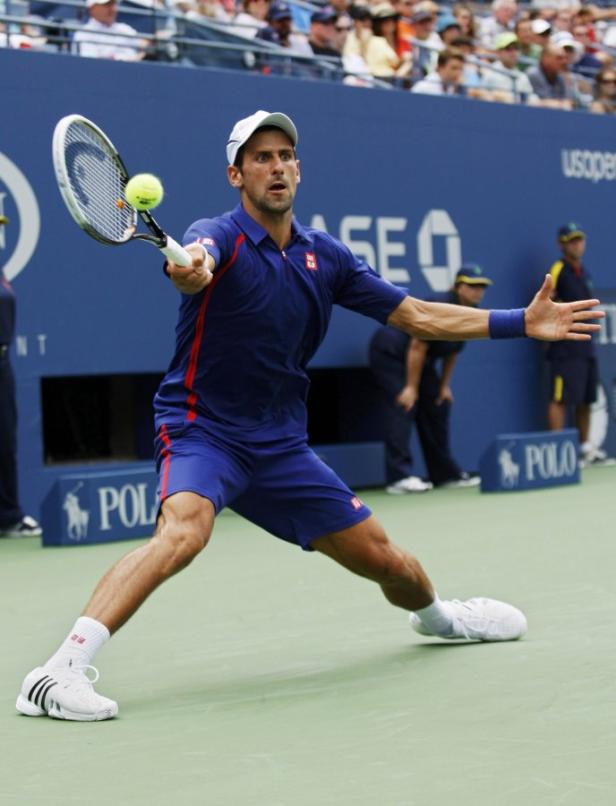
[{"left": 305, "top": 252, "right": 318, "bottom": 270}]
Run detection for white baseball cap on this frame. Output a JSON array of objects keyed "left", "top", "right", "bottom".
[
  {"left": 86, "top": 0, "right": 115, "bottom": 7},
  {"left": 226, "top": 110, "right": 298, "bottom": 166}
]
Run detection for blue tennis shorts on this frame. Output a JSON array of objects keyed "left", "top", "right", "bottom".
[
  {"left": 549, "top": 357, "right": 598, "bottom": 406},
  {"left": 154, "top": 423, "right": 372, "bottom": 550}
]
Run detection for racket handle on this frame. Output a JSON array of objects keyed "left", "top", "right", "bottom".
[{"left": 160, "top": 236, "right": 192, "bottom": 267}]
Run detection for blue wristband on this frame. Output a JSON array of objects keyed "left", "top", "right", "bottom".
[{"left": 488, "top": 308, "right": 526, "bottom": 339}]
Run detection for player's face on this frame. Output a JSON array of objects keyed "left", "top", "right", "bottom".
[
  {"left": 456, "top": 283, "right": 487, "bottom": 307},
  {"left": 228, "top": 129, "right": 300, "bottom": 217}
]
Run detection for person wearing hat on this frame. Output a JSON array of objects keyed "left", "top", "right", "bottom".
[
  {"left": 256, "top": 1, "right": 312, "bottom": 54},
  {"left": 362, "top": 2, "right": 412, "bottom": 81},
  {"left": 436, "top": 14, "right": 462, "bottom": 47},
  {"left": 73, "top": 0, "right": 147, "bottom": 61},
  {"left": 308, "top": 7, "right": 341, "bottom": 57},
  {"left": 546, "top": 224, "right": 608, "bottom": 464},
  {"left": 481, "top": 32, "right": 538, "bottom": 103},
  {"left": 369, "top": 264, "right": 494, "bottom": 494},
  {"left": 16, "top": 109, "right": 603, "bottom": 720},
  {"left": 0, "top": 217, "right": 42, "bottom": 540}
]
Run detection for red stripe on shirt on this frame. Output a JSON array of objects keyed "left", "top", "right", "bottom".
[
  {"left": 184, "top": 233, "right": 246, "bottom": 421},
  {"left": 159, "top": 423, "right": 172, "bottom": 500}
]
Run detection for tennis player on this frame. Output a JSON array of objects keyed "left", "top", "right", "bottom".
[{"left": 17, "top": 111, "right": 604, "bottom": 721}]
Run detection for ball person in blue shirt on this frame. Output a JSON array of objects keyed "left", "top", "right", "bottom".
[{"left": 17, "top": 112, "right": 604, "bottom": 721}]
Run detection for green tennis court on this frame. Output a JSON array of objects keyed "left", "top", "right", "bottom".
[{"left": 2, "top": 467, "right": 615, "bottom": 806}]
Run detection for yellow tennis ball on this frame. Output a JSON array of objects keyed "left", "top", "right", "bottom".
[{"left": 124, "top": 173, "right": 164, "bottom": 211}]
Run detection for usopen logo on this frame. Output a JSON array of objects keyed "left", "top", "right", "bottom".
[{"left": 0, "top": 152, "right": 40, "bottom": 281}]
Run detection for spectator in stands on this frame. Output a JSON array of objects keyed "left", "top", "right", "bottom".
[
  {"left": 408, "top": 2, "right": 440, "bottom": 80},
  {"left": 515, "top": 17, "right": 542, "bottom": 68},
  {"left": 411, "top": 46, "right": 465, "bottom": 95},
  {"left": 333, "top": 12, "right": 352, "bottom": 54},
  {"left": 449, "top": 34, "right": 482, "bottom": 88},
  {"left": 452, "top": 3, "right": 481, "bottom": 42},
  {"left": 73, "top": 0, "right": 147, "bottom": 61},
  {"left": 527, "top": 42, "right": 574, "bottom": 108},
  {"left": 394, "top": 0, "right": 415, "bottom": 57},
  {"left": 308, "top": 8, "right": 340, "bottom": 57},
  {"left": 364, "top": 2, "right": 411, "bottom": 82},
  {"left": 551, "top": 7, "right": 573, "bottom": 34},
  {"left": 530, "top": 17, "right": 551, "bottom": 46},
  {"left": 0, "top": 217, "right": 42, "bottom": 540},
  {"left": 182, "top": 0, "right": 232, "bottom": 22},
  {"left": 570, "top": 23, "right": 604, "bottom": 74},
  {"left": 590, "top": 66, "right": 616, "bottom": 113},
  {"left": 232, "top": 0, "right": 271, "bottom": 39},
  {"left": 479, "top": 0, "right": 518, "bottom": 50},
  {"left": 369, "top": 265, "right": 492, "bottom": 493},
  {"left": 481, "top": 31, "right": 538, "bottom": 103},
  {"left": 437, "top": 14, "right": 462, "bottom": 48},
  {"left": 329, "top": 0, "right": 351, "bottom": 16},
  {"left": 343, "top": 3, "right": 373, "bottom": 75},
  {"left": 256, "top": 1, "right": 311, "bottom": 55}
]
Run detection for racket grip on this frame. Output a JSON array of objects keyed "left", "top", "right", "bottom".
[{"left": 160, "top": 236, "right": 192, "bottom": 267}]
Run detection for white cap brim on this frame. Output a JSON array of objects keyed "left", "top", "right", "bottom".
[{"left": 226, "top": 110, "right": 298, "bottom": 165}]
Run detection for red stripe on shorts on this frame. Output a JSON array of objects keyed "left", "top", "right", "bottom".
[
  {"left": 159, "top": 424, "right": 172, "bottom": 500},
  {"left": 184, "top": 233, "right": 246, "bottom": 421}
]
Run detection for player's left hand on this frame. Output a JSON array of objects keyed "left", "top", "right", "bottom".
[{"left": 525, "top": 274, "right": 605, "bottom": 341}]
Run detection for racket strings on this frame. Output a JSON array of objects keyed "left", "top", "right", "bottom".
[{"left": 63, "top": 121, "right": 135, "bottom": 243}]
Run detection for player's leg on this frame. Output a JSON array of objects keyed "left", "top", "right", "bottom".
[
  {"left": 16, "top": 493, "right": 215, "bottom": 722},
  {"left": 237, "top": 446, "right": 526, "bottom": 643},
  {"left": 17, "top": 424, "right": 251, "bottom": 721},
  {"left": 83, "top": 492, "right": 214, "bottom": 633},
  {"left": 312, "top": 517, "right": 527, "bottom": 642}
]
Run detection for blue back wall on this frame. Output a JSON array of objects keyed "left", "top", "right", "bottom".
[{"left": 1, "top": 49, "right": 615, "bottom": 516}]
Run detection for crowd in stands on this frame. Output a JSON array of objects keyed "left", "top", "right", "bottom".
[{"left": 3, "top": 0, "right": 616, "bottom": 111}]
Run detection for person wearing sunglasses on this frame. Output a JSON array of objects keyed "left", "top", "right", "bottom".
[{"left": 590, "top": 67, "right": 616, "bottom": 114}]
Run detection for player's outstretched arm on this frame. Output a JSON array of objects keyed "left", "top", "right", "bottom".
[
  {"left": 388, "top": 274, "right": 604, "bottom": 341},
  {"left": 524, "top": 274, "right": 604, "bottom": 341},
  {"left": 166, "top": 243, "right": 215, "bottom": 294}
]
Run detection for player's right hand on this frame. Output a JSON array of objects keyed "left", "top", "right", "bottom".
[{"left": 167, "top": 243, "right": 214, "bottom": 294}]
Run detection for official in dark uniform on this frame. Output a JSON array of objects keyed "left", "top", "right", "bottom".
[
  {"left": 546, "top": 222, "right": 607, "bottom": 464},
  {"left": 0, "top": 215, "right": 42, "bottom": 538},
  {"left": 369, "top": 264, "right": 492, "bottom": 493}
]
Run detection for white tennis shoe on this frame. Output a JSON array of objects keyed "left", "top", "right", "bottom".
[
  {"left": 410, "top": 597, "right": 527, "bottom": 642},
  {"left": 386, "top": 476, "right": 433, "bottom": 494},
  {"left": 16, "top": 664, "right": 118, "bottom": 721}
]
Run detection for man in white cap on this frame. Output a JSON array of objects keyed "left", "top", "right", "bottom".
[
  {"left": 16, "top": 110, "right": 603, "bottom": 721},
  {"left": 73, "top": 0, "right": 147, "bottom": 61}
]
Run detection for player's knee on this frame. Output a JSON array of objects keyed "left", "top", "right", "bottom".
[
  {"left": 154, "top": 518, "right": 210, "bottom": 576},
  {"left": 167, "top": 525, "right": 208, "bottom": 571}
]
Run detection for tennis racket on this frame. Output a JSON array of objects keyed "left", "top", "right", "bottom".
[{"left": 52, "top": 114, "right": 191, "bottom": 266}]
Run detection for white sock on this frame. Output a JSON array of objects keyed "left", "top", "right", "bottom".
[
  {"left": 45, "top": 616, "right": 110, "bottom": 670},
  {"left": 414, "top": 595, "right": 454, "bottom": 636}
]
